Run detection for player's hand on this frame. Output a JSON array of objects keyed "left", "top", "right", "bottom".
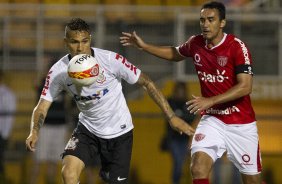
[
  {"left": 169, "top": 116, "right": 195, "bottom": 136},
  {"left": 186, "top": 95, "right": 214, "bottom": 114},
  {"left": 25, "top": 130, "right": 39, "bottom": 152},
  {"left": 120, "top": 31, "right": 145, "bottom": 50}
]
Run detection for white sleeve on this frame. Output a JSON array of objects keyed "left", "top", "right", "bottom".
[
  {"left": 40, "top": 64, "right": 64, "bottom": 102},
  {"left": 108, "top": 52, "right": 141, "bottom": 84}
]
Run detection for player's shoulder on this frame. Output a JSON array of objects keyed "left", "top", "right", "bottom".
[
  {"left": 49, "top": 54, "right": 69, "bottom": 73},
  {"left": 92, "top": 47, "right": 116, "bottom": 58},
  {"left": 92, "top": 47, "right": 125, "bottom": 64},
  {"left": 227, "top": 34, "right": 248, "bottom": 46},
  {"left": 186, "top": 34, "right": 205, "bottom": 46}
]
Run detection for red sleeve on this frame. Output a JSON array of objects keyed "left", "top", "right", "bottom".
[
  {"left": 178, "top": 36, "right": 195, "bottom": 57},
  {"left": 233, "top": 37, "right": 252, "bottom": 66}
]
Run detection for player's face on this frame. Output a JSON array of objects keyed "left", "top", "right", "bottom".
[
  {"left": 64, "top": 30, "right": 92, "bottom": 57},
  {"left": 200, "top": 8, "right": 226, "bottom": 44}
]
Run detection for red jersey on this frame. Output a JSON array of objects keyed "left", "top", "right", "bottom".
[{"left": 178, "top": 34, "right": 256, "bottom": 124}]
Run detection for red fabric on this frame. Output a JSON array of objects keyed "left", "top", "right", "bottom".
[
  {"left": 178, "top": 34, "right": 256, "bottom": 124},
  {"left": 193, "top": 178, "right": 209, "bottom": 184}
]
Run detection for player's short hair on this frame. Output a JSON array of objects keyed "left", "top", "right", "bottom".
[
  {"left": 65, "top": 18, "right": 90, "bottom": 37},
  {"left": 201, "top": 1, "right": 226, "bottom": 20}
]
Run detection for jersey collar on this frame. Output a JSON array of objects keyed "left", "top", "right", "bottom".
[{"left": 205, "top": 33, "right": 227, "bottom": 50}]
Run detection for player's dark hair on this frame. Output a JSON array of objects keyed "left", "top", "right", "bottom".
[
  {"left": 65, "top": 18, "right": 90, "bottom": 37},
  {"left": 201, "top": 1, "right": 226, "bottom": 20}
]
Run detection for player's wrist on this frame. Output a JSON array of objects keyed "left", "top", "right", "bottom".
[
  {"left": 167, "top": 113, "right": 176, "bottom": 120},
  {"left": 30, "top": 128, "right": 39, "bottom": 135}
]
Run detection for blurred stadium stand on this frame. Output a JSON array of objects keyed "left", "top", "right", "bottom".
[{"left": 0, "top": 0, "right": 282, "bottom": 183}]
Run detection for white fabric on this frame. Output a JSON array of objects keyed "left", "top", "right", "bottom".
[
  {"left": 0, "top": 84, "right": 16, "bottom": 139},
  {"left": 40, "top": 48, "right": 141, "bottom": 139},
  {"left": 191, "top": 115, "right": 261, "bottom": 175}
]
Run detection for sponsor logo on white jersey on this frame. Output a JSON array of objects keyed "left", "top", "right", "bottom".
[
  {"left": 41, "top": 71, "right": 53, "bottom": 96},
  {"left": 115, "top": 54, "right": 138, "bottom": 75},
  {"left": 74, "top": 88, "right": 109, "bottom": 101},
  {"left": 198, "top": 70, "right": 229, "bottom": 83}
]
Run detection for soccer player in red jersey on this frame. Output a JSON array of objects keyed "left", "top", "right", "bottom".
[{"left": 120, "top": 1, "right": 262, "bottom": 184}]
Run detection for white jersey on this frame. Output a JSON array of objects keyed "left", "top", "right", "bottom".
[{"left": 40, "top": 48, "right": 141, "bottom": 139}]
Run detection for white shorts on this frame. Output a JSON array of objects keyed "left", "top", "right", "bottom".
[
  {"left": 35, "top": 124, "right": 67, "bottom": 163},
  {"left": 191, "top": 115, "right": 262, "bottom": 175}
]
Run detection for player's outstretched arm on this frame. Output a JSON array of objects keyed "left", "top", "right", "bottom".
[
  {"left": 25, "top": 98, "right": 52, "bottom": 152},
  {"left": 137, "top": 73, "right": 195, "bottom": 136},
  {"left": 120, "top": 31, "right": 184, "bottom": 62}
]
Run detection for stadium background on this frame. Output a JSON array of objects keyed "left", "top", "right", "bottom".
[{"left": 0, "top": 0, "right": 282, "bottom": 183}]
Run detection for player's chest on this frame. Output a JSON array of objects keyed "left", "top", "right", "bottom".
[
  {"left": 192, "top": 46, "right": 234, "bottom": 70},
  {"left": 192, "top": 47, "right": 235, "bottom": 83},
  {"left": 64, "top": 69, "right": 113, "bottom": 99}
]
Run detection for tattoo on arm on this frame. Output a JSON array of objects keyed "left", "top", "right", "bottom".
[
  {"left": 139, "top": 74, "right": 175, "bottom": 120},
  {"left": 32, "top": 113, "right": 45, "bottom": 132}
]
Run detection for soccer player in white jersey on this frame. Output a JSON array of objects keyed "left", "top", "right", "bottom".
[
  {"left": 120, "top": 1, "right": 262, "bottom": 184},
  {"left": 25, "top": 18, "right": 195, "bottom": 184}
]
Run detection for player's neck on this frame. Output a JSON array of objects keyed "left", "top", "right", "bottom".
[{"left": 206, "top": 32, "right": 225, "bottom": 49}]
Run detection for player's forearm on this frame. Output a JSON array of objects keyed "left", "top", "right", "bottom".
[
  {"left": 30, "top": 107, "right": 46, "bottom": 134},
  {"left": 142, "top": 44, "right": 181, "bottom": 62},
  {"left": 141, "top": 77, "right": 175, "bottom": 120},
  {"left": 211, "top": 83, "right": 252, "bottom": 105}
]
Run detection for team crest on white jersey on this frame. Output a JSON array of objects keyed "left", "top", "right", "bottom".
[
  {"left": 96, "top": 70, "right": 106, "bottom": 84},
  {"left": 217, "top": 56, "right": 228, "bottom": 67}
]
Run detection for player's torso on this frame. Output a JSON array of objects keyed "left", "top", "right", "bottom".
[
  {"left": 190, "top": 34, "right": 237, "bottom": 97},
  {"left": 188, "top": 34, "right": 256, "bottom": 124},
  {"left": 49, "top": 48, "right": 136, "bottom": 138}
]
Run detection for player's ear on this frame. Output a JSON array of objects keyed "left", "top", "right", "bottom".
[
  {"left": 63, "top": 37, "right": 67, "bottom": 48},
  {"left": 220, "top": 19, "right": 226, "bottom": 28},
  {"left": 63, "top": 37, "right": 68, "bottom": 45}
]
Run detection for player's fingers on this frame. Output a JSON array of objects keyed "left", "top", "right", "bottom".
[
  {"left": 26, "top": 138, "right": 36, "bottom": 152},
  {"left": 25, "top": 140, "right": 32, "bottom": 151},
  {"left": 121, "top": 32, "right": 132, "bottom": 37},
  {"left": 190, "top": 107, "right": 200, "bottom": 114},
  {"left": 120, "top": 39, "right": 128, "bottom": 44},
  {"left": 120, "top": 36, "right": 131, "bottom": 40},
  {"left": 30, "top": 141, "right": 36, "bottom": 152},
  {"left": 186, "top": 99, "right": 195, "bottom": 106},
  {"left": 122, "top": 43, "right": 131, "bottom": 46},
  {"left": 187, "top": 102, "right": 197, "bottom": 111}
]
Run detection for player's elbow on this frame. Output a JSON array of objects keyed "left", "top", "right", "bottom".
[
  {"left": 240, "top": 84, "right": 252, "bottom": 96},
  {"left": 169, "top": 48, "right": 185, "bottom": 62}
]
